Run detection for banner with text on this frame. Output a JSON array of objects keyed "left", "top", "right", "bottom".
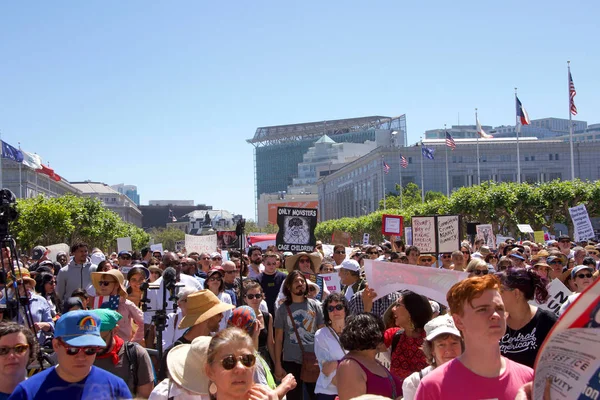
[
  {"left": 529, "top": 279, "right": 571, "bottom": 317},
  {"left": 569, "top": 204, "right": 595, "bottom": 242},
  {"left": 363, "top": 259, "right": 468, "bottom": 306},
  {"left": 319, "top": 273, "right": 342, "bottom": 293},
  {"left": 185, "top": 234, "right": 217, "bottom": 254},
  {"left": 276, "top": 207, "right": 318, "bottom": 253}
]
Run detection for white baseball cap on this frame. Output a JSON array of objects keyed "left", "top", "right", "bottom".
[
  {"left": 425, "top": 314, "right": 461, "bottom": 341},
  {"left": 334, "top": 259, "right": 360, "bottom": 272}
]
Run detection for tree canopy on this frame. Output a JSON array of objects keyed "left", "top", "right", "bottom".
[
  {"left": 316, "top": 179, "right": 600, "bottom": 244},
  {"left": 12, "top": 195, "right": 150, "bottom": 252}
]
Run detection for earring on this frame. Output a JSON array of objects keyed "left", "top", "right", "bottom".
[
  {"left": 409, "top": 319, "right": 415, "bottom": 331},
  {"left": 209, "top": 382, "right": 217, "bottom": 395}
]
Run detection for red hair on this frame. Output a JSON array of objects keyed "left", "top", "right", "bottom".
[{"left": 447, "top": 275, "right": 500, "bottom": 316}]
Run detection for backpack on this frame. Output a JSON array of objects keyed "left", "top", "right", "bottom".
[{"left": 123, "top": 342, "right": 139, "bottom": 396}]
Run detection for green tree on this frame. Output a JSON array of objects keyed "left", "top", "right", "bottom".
[
  {"left": 148, "top": 227, "right": 185, "bottom": 252},
  {"left": 13, "top": 195, "right": 149, "bottom": 251}
]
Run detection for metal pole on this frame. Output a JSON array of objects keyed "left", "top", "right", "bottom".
[
  {"left": 445, "top": 124, "right": 450, "bottom": 197},
  {"left": 398, "top": 155, "right": 403, "bottom": 209},
  {"left": 382, "top": 155, "right": 386, "bottom": 209},
  {"left": 568, "top": 61, "right": 575, "bottom": 181},
  {"left": 475, "top": 109, "right": 481, "bottom": 185},
  {"left": 420, "top": 138, "right": 425, "bottom": 202},
  {"left": 515, "top": 88, "right": 522, "bottom": 183}
]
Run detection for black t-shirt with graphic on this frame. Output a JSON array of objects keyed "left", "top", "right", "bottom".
[{"left": 500, "top": 307, "right": 558, "bottom": 368}]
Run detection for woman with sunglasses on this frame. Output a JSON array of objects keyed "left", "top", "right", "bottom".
[
  {"left": 34, "top": 272, "right": 62, "bottom": 318},
  {"left": 460, "top": 244, "right": 472, "bottom": 265},
  {"left": 484, "top": 253, "right": 498, "bottom": 270},
  {"left": 559, "top": 264, "right": 595, "bottom": 316},
  {"left": 495, "top": 256, "right": 513, "bottom": 272},
  {"left": 314, "top": 293, "right": 349, "bottom": 400},
  {"left": 0, "top": 322, "right": 38, "bottom": 398},
  {"left": 205, "top": 327, "right": 277, "bottom": 400},
  {"left": 465, "top": 258, "right": 489, "bottom": 277},
  {"left": 243, "top": 280, "right": 275, "bottom": 370},
  {"left": 496, "top": 268, "right": 556, "bottom": 368},
  {"left": 204, "top": 268, "right": 233, "bottom": 332}
]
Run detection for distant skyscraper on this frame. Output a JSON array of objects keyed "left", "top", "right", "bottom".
[{"left": 110, "top": 183, "right": 140, "bottom": 206}]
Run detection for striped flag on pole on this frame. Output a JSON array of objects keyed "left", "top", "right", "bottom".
[
  {"left": 516, "top": 96, "right": 531, "bottom": 125},
  {"left": 91, "top": 295, "right": 120, "bottom": 310},
  {"left": 476, "top": 117, "right": 493, "bottom": 139},
  {"left": 569, "top": 71, "right": 578, "bottom": 116},
  {"left": 445, "top": 131, "right": 456, "bottom": 150},
  {"left": 400, "top": 155, "right": 408, "bottom": 168},
  {"left": 422, "top": 147, "right": 435, "bottom": 160},
  {"left": 383, "top": 161, "right": 391, "bottom": 174}
]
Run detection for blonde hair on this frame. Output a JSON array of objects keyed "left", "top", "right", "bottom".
[{"left": 465, "top": 258, "right": 487, "bottom": 273}]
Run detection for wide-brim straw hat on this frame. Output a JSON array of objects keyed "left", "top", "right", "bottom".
[
  {"left": 167, "top": 336, "right": 211, "bottom": 395},
  {"left": 284, "top": 252, "right": 322, "bottom": 273},
  {"left": 178, "top": 289, "right": 235, "bottom": 330},
  {"left": 91, "top": 269, "right": 128, "bottom": 298},
  {"left": 7, "top": 268, "right": 36, "bottom": 287}
]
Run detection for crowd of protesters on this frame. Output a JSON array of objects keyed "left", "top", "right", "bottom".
[{"left": 0, "top": 232, "right": 597, "bottom": 399}]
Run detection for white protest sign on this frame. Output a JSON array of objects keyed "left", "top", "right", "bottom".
[
  {"left": 150, "top": 243, "right": 163, "bottom": 254},
  {"left": 405, "top": 227, "right": 412, "bottom": 246},
  {"left": 363, "top": 259, "right": 468, "bottom": 306},
  {"left": 363, "top": 233, "right": 370, "bottom": 245},
  {"left": 117, "top": 237, "right": 132, "bottom": 253},
  {"left": 221, "top": 250, "right": 229, "bottom": 260},
  {"left": 496, "top": 235, "right": 510, "bottom": 246},
  {"left": 569, "top": 204, "right": 595, "bottom": 242},
  {"left": 319, "top": 273, "right": 342, "bottom": 293},
  {"left": 517, "top": 224, "right": 534, "bottom": 233},
  {"left": 476, "top": 224, "right": 496, "bottom": 250},
  {"left": 437, "top": 215, "right": 460, "bottom": 254},
  {"left": 175, "top": 240, "right": 185, "bottom": 252},
  {"left": 322, "top": 244, "right": 334, "bottom": 257},
  {"left": 185, "top": 234, "right": 217, "bottom": 254},
  {"left": 411, "top": 217, "right": 436, "bottom": 254},
  {"left": 529, "top": 279, "right": 572, "bottom": 317},
  {"left": 45, "top": 243, "right": 69, "bottom": 262}
]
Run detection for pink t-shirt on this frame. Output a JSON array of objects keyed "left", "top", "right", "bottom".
[{"left": 414, "top": 357, "right": 533, "bottom": 400}]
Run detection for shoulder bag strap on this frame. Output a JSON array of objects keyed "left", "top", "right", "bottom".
[
  {"left": 327, "top": 327, "right": 347, "bottom": 355},
  {"left": 377, "top": 359, "right": 397, "bottom": 399},
  {"left": 285, "top": 305, "right": 305, "bottom": 355}
]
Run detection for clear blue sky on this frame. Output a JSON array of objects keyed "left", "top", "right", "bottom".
[{"left": 1, "top": 1, "right": 598, "bottom": 221}]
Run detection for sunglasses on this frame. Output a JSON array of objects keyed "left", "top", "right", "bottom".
[
  {"left": 0, "top": 344, "right": 29, "bottom": 356},
  {"left": 221, "top": 354, "right": 256, "bottom": 370},
  {"left": 299, "top": 259, "right": 311, "bottom": 263},
  {"left": 208, "top": 276, "right": 222, "bottom": 282},
  {"left": 442, "top": 255, "right": 451, "bottom": 258},
  {"left": 59, "top": 340, "right": 100, "bottom": 356},
  {"left": 497, "top": 264, "right": 511, "bottom": 271},
  {"left": 559, "top": 240, "right": 571, "bottom": 244},
  {"left": 420, "top": 258, "right": 433, "bottom": 263},
  {"left": 245, "top": 293, "right": 263, "bottom": 300},
  {"left": 367, "top": 252, "right": 378, "bottom": 255},
  {"left": 334, "top": 251, "right": 345, "bottom": 255},
  {"left": 119, "top": 256, "right": 131, "bottom": 260},
  {"left": 327, "top": 304, "right": 344, "bottom": 312},
  {"left": 472, "top": 269, "right": 489, "bottom": 276},
  {"left": 576, "top": 273, "right": 592, "bottom": 279},
  {"left": 98, "top": 280, "right": 114, "bottom": 286},
  {"left": 212, "top": 257, "right": 222, "bottom": 261},
  {"left": 308, "top": 287, "right": 317, "bottom": 292},
  {"left": 462, "top": 251, "right": 470, "bottom": 255},
  {"left": 202, "top": 257, "right": 210, "bottom": 260},
  {"left": 149, "top": 263, "right": 160, "bottom": 266}
]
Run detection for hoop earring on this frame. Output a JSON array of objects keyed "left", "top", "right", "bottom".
[{"left": 209, "top": 382, "right": 217, "bottom": 395}]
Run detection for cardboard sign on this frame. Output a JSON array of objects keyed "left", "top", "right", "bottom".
[
  {"left": 117, "top": 237, "right": 132, "bottom": 253},
  {"left": 150, "top": 243, "right": 163, "bottom": 254},
  {"left": 405, "top": 227, "right": 412, "bottom": 246},
  {"left": 517, "top": 224, "right": 534, "bottom": 233},
  {"left": 275, "top": 207, "right": 318, "bottom": 253},
  {"left": 217, "top": 231, "right": 240, "bottom": 249},
  {"left": 437, "top": 215, "right": 460, "bottom": 253},
  {"left": 45, "top": 243, "right": 69, "bottom": 262},
  {"left": 319, "top": 273, "right": 342, "bottom": 293},
  {"left": 412, "top": 216, "right": 436, "bottom": 254},
  {"left": 569, "top": 204, "right": 595, "bottom": 242},
  {"left": 476, "top": 224, "right": 496, "bottom": 250},
  {"left": 331, "top": 230, "right": 352, "bottom": 246},
  {"left": 363, "top": 259, "right": 468, "bottom": 307},
  {"left": 533, "top": 231, "right": 545, "bottom": 244},
  {"left": 529, "top": 279, "right": 571, "bottom": 317},
  {"left": 185, "top": 234, "right": 217, "bottom": 254},
  {"left": 382, "top": 214, "right": 404, "bottom": 236}
]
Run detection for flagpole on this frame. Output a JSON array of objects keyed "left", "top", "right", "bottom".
[
  {"left": 382, "top": 155, "right": 386, "bottom": 209},
  {"left": 0, "top": 132, "right": 3, "bottom": 189},
  {"left": 475, "top": 109, "right": 481, "bottom": 185},
  {"left": 420, "top": 138, "right": 425, "bottom": 202},
  {"left": 398, "top": 155, "right": 403, "bottom": 209},
  {"left": 18, "top": 142, "right": 22, "bottom": 198},
  {"left": 445, "top": 124, "right": 450, "bottom": 197},
  {"left": 568, "top": 61, "right": 575, "bottom": 181},
  {"left": 515, "top": 88, "right": 522, "bottom": 184}
]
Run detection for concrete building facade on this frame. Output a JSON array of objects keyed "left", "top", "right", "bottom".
[{"left": 71, "top": 181, "right": 143, "bottom": 227}]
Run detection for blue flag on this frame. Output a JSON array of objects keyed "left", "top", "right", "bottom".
[
  {"left": 1, "top": 141, "right": 24, "bottom": 163},
  {"left": 422, "top": 146, "right": 435, "bottom": 160}
]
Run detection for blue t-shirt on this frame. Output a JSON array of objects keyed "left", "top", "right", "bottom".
[{"left": 9, "top": 366, "right": 132, "bottom": 400}]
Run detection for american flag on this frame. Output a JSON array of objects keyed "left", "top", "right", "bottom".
[
  {"left": 445, "top": 131, "right": 456, "bottom": 150},
  {"left": 91, "top": 295, "right": 120, "bottom": 311},
  {"left": 383, "top": 161, "right": 391, "bottom": 174},
  {"left": 400, "top": 155, "right": 408, "bottom": 169},
  {"left": 569, "top": 71, "right": 577, "bottom": 116}
]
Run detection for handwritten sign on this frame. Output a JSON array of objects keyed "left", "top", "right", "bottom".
[
  {"left": 412, "top": 216, "right": 436, "bottom": 253},
  {"left": 569, "top": 204, "right": 595, "bottom": 242},
  {"left": 438, "top": 215, "right": 460, "bottom": 253},
  {"left": 363, "top": 259, "right": 468, "bottom": 306},
  {"left": 382, "top": 214, "right": 403, "bottom": 236},
  {"left": 517, "top": 224, "right": 534, "bottom": 233},
  {"left": 185, "top": 234, "right": 217, "bottom": 254},
  {"left": 319, "top": 273, "right": 342, "bottom": 293}
]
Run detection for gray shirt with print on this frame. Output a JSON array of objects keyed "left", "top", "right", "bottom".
[{"left": 274, "top": 298, "right": 324, "bottom": 364}]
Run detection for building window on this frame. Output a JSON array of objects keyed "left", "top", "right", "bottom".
[
  {"left": 531, "top": 156, "right": 535, "bottom": 161},
  {"left": 408, "top": 157, "right": 412, "bottom": 164},
  {"left": 525, "top": 156, "right": 529, "bottom": 161},
  {"left": 549, "top": 154, "right": 553, "bottom": 161},
  {"left": 555, "top": 154, "right": 559, "bottom": 160}
]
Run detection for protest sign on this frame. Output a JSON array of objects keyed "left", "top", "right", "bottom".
[
  {"left": 331, "top": 230, "right": 352, "bottom": 246},
  {"left": 437, "top": 215, "right": 460, "bottom": 253},
  {"left": 496, "top": 235, "right": 510, "bottom": 246},
  {"left": 175, "top": 240, "right": 185, "bottom": 252},
  {"left": 276, "top": 207, "right": 318, "bottom": 253},
  {"left": 411, "top": 216, "right": 436, "bottom": 254},
  {"left": 569, "top": 204, "right": 595, "bottom": 242},
  {"left": 533, "top": 231, "right": 545, "bottom": 244},
  {"left": 517, "top": 224, "right": 534, "bottom": 233},
  {"left": 117, "top": 237, "right": 132, "bottom": 253},
  {"left": 363, "top": 259, "right": 468, "bottom": 306},
  {"left": 382, "top": 214, "right": 403, "bottom": 236},
  {"left": 150, "top": 243, "right": 163, "bottom": 254},
  {"left": 476, "top": 224, "right": 496, "bottom": 249},
  {"left": 405, "top": 227, "right": 412, "bottom": 246},
  {"left": 45, "top": 243, "right": 69, "bottom": 262},
  {"left": 529, "top": 279, "right": 571, "bottom": 317},
  {"left": 319, "top": 273, "right": 342, "bottom": 293},
  {"left": 217, "top": 231, "right": 239, "bottom": 249},
  {"left": 533, "top": 279, "right": 600, "bottom": 399},
  {"left": 363, "top": 233, "right": 370, "bottom": 245},
  {"left": 185, "top": 234, "right": 217, "bottom": 254},
  {"left": 322, "top": 244, "right": 334, "bottom": 257}
]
